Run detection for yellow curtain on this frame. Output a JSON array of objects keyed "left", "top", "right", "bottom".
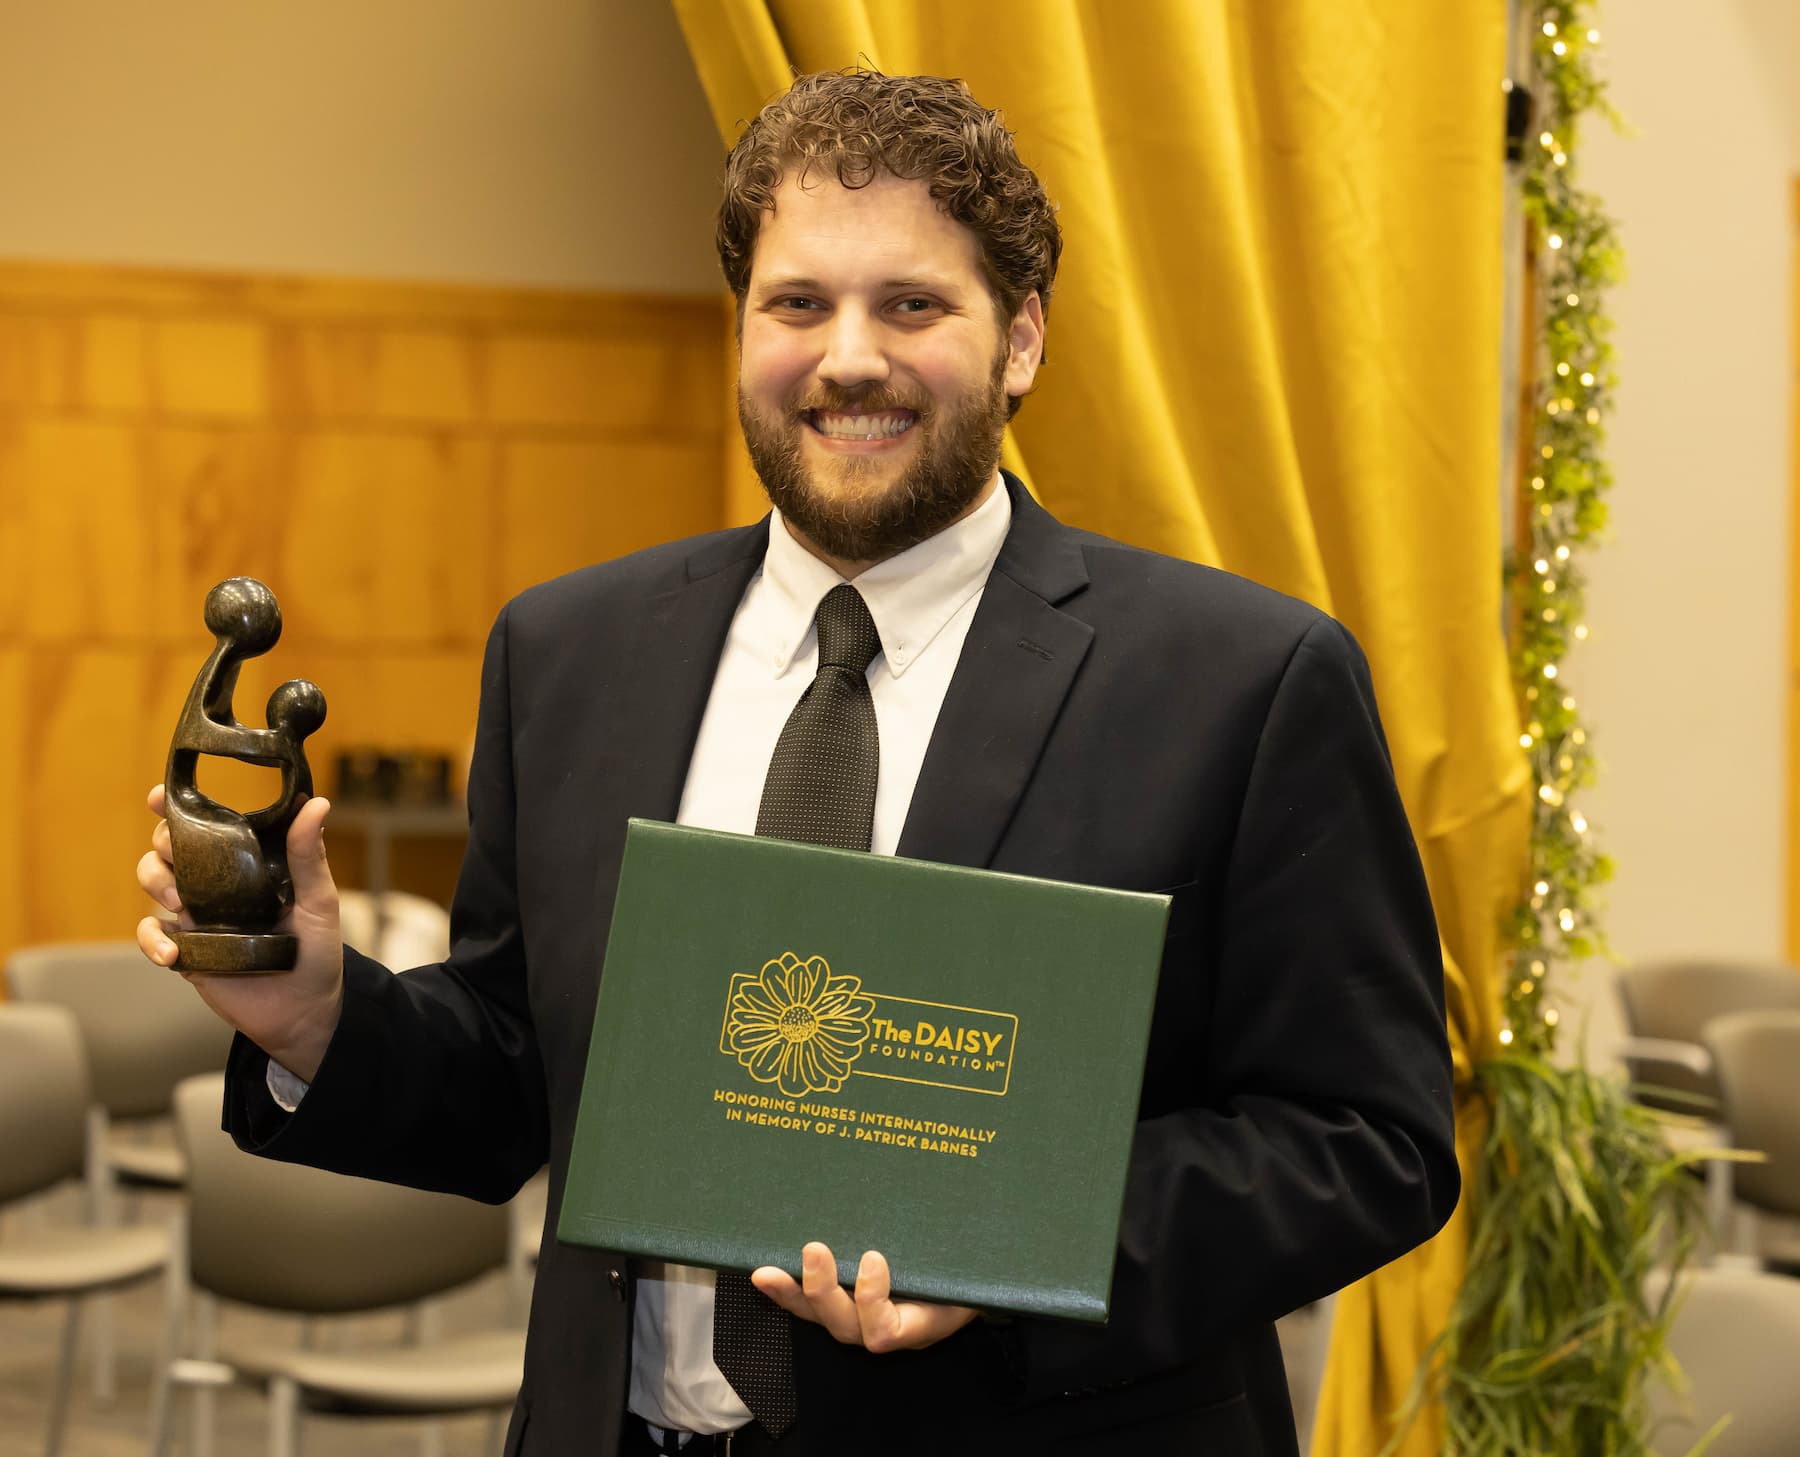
[{"left": 673, "top": 4, "right": 1528, "bottom": 1451}]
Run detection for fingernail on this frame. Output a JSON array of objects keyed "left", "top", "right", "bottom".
[{"left": 163, "top": 888, "right": 181, "bottom": 910}]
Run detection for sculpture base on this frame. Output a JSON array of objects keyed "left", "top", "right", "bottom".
[{"left": 171, "top": 931, "right": 298, "bottom": 974}]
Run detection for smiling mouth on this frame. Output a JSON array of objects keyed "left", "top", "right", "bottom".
[{"left": 804, "top": 408, "right": 918, "bottom": 441}]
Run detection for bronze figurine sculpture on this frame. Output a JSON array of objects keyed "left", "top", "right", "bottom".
[{"left": 164, "top": 578, "right": 326, "bottom": 973}]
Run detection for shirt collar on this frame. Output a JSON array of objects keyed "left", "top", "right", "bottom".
[{"left": 760, "top": 474, "right": 1012, "bottom": 679}]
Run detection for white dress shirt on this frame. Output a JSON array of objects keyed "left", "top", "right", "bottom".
[
  {"left": 631, "top": 480, "right": 1011, "bottom": 1432},
  {"left": 269, "top": 477, "right": 1012, "bottom": 1436}
]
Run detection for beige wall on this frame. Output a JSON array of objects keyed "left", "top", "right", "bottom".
[
  {"left": 1574, "top": 0, "right": 1794, "bottom": 1039},
  {"left": 0, "top": 0, "right": 725, "bottom": 294}
]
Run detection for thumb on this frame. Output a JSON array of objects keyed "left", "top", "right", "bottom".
[{"left": 286, "top": 796, "right": 336, "bottom": 908}]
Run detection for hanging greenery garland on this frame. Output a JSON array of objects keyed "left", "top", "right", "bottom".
[
  {"left": 1502, "top": 0, "right": 1621, "bottom": 1058},
  {"left": 1391, "top": 6, "right": 1718, "bottom": 1453}
]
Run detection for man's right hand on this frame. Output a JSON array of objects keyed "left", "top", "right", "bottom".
[{"left": 136, "top": 783, "right": 346, "bottom": 1084}]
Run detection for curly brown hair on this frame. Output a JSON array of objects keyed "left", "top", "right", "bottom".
[{"left": 717, "top": 69, "right": 1062, "bottom": 333}]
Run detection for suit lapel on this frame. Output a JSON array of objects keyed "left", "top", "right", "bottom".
[
  {"left": 600, "top": 520, "right": 770, "bottom": 826},
  {"left": 896, "top": 480, "right": 1093, "bottom": 869}
]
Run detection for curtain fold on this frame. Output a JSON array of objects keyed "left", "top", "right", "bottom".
[{"left": 673, "top": 4, "right": 1525, "bottom": 1451}]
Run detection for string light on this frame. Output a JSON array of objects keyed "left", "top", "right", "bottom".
[
  {"left": 1580, "top": 371, "right": 1595, "bottom": 386},
  {"left": 1499, "top": 1027, "right": 1515, "bottom": 1046},
  {"left": 1542, "top": 20, "right": 1557, "bottom": 35},
  {"left": 1547, "top": 234, "right": 1564, "bottom": 249}
]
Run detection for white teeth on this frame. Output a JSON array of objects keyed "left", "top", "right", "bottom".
[{"left": 811, "top": 412, "right": 914, "bottom": 440}]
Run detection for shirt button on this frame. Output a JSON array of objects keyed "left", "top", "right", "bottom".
[{"left": 608, "top": 1267, "right": 626, "bottom": 1300}]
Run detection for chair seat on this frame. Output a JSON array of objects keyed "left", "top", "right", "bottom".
[
  {"left": 0, "top": 1223, "right": 169, "bottom": 1295},
  {"left": 229, "top": 1329, "right": 526, "bottom": 1415},
  {"left": 110, "top": 1139, "right": 187, "bottom": 1189}
]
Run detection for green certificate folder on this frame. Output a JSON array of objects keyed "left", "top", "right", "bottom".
[{"left": 558, "top": 819, "right": 1169, "bottom": 1323}]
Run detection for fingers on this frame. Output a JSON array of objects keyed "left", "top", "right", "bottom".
[
  {"left": 750, "top": 1243, "right": 861, "bottom": 1344},
  {"left": 285, "top": 797, "right": 337, "bottom": 908},
  {"left": 138, "top": 848, "right": 181, "bottom": 913},
  {"left": 852, "top": 1250, "right": 903, "bottom": 1352},
  {"left": 745, "top": 1245, "right": 976, "bottom": 1352},
  {"left": 137, "top": 914, "right": 179, "bottom": 968},
  {"left": 147, "top": 782, "right": 166, "bottom": 818}
]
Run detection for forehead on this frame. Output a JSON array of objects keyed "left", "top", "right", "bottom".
[{"left": 748, "top": 171, "right": 985, "bottom": 286}]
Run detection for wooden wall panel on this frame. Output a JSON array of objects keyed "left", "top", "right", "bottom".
[{"left": 0, "top": 260, "right": 729, "bottom": 963}]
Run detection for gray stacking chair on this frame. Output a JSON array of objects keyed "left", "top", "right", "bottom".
[
  {"left": 5, "top": 939, "right": 232, "bottom": 1402},
  {"left": 1616, "top": 961, "right": 1800, "bottom": 1114},
  {"left": 154, "top": 1073, "right": 525, "bottom": 1457},
  {"left": 0, "top": 1003, "right": 173, "bottom": 1457},
  {"left": 1704, "top": 1009, "right": 1800, "bottom": 1267},
  {"left": 1649, "top": 1264, "right": 1800, "bottom": 1454},
  {"left": 4, "top": 940, "right": 233, "bottom": 1193},
  {"left": 1615, "top": 960, "right": 1800, "bottom": 1251}
]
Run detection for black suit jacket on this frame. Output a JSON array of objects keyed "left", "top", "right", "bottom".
[{"left": 226, "top": 477, "right": 1459, "bottom": 1455}]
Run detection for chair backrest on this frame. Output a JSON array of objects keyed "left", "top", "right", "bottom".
[
  {"left": 173, "top": 1074, "right": 509, "bottom": 1314},
  {"left": 0, "top": 1004, "right": 90, "bottom": 1205},
  {"left": 1650, "top": 1265, "right": 1800, "bottom": 1454},
  {"left": 1704, "top": 1010, "right": 1800, "bottom": 1217},
  {"left": 5, "top": 941, "right": 233, "bottom": 1118},
  {"left": 1615, "top": 961, "right": 1800, "bottom": 1109},
  {"left": 337, "top": 889, "right": 452, "bottom": 968}
]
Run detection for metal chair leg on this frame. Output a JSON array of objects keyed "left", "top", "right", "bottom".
[
  {"left": 45, "top": 1297, "right": 82, "bottom": 1457},
  {"left": 267, "top": 1376, "right": 300, "bottom": 1457},
  {"left": 149, "top": 1209, "right": 188, "bottom": 1451},
  {"left": 190, "top": 1292, "right": 218, "bottom": 1457},
  {"left": 84, "top": 1105, "right": 118, "bottom": 1407},
  {"left": 1705, "top": 1154, "right": 1736, "bottom": 1259}
]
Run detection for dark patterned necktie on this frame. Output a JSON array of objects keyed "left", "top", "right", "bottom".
[{"left": 712, "top": 582, "right": 882, "bottom": 1435}]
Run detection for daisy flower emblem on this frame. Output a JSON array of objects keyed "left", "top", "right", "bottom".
[{"left": 724, "top": 953, "right": 875, "bottom": 1097}]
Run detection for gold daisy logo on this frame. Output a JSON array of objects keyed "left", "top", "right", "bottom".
[{"left": 723, "top": 953, "right": 875, "bottom": 1097}]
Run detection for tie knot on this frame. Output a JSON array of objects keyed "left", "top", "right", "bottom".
[{"left": 814, "top": 584, "right": 881, "bottom": 675}]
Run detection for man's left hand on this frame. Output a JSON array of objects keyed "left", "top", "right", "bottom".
[{"left": 751, "top": 1242, "right": 977, "bottom": 1352}]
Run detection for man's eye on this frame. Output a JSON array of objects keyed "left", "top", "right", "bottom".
[
  {"left": 773, "top": 296, "right": 821, "bottom": 312},
  {"left": 893, "top": 298, "right": 937, "bottom": 314}
]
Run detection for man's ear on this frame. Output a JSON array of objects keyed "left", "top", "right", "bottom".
[{"left": 1004, "top": 293, "right": 1045, "bottom": 402}]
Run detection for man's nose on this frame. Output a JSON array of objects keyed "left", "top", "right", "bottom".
[{"left": 817, "top": 309, "right": 889, "bottom": 389}]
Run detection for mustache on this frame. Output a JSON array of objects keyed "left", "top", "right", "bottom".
[{"left": 792, "top": 385, "right": 929, "bottom": 417}]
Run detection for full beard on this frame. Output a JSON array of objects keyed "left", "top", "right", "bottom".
[{"left": 738, "top": 350, "right": 1011, "bottom": 565}]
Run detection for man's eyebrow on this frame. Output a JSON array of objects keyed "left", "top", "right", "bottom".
[{"left": 753, "top": 275, "right": 966, "bottom": 295}]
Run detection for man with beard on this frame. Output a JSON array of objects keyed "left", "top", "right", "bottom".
[{"left": 137, "top": 69, "right": 1458, "bottom": 1457}]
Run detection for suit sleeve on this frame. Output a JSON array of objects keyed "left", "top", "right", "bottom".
[
  {"left": 1012, "top": 616, "right": 1460, "bottom": 1395},
  {"left": 222, "top": 602, "right": 550, "bottom": 1204}
]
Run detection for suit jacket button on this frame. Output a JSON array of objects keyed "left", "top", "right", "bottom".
[{"left": 609, "top": 1267, "right": 626, "bottom": 1300}]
